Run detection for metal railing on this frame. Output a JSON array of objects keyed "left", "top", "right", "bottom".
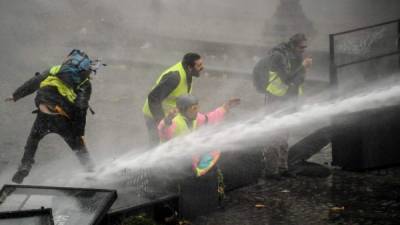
[{"left": 329, "top": 18, "right": 400, "bottom": 89}]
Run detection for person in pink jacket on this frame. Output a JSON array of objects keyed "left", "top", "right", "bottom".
[
  {"left": 158, "top": 95, "right": 240, "bottom": 142},
  {"left": 158, "top": 95, "right": 240, "bottom": 176}
]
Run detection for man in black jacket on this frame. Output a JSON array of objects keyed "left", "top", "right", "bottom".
[
  {"left": 5, "top": 49, "right": 97, "bottom": 184},
  {"left": 142, "top": 53, "right": 204, "bottom": 147},
  {"left": 253, "top": 33, "right": 312, "bottom": 179}
]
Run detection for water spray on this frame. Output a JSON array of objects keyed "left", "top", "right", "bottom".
[{"left": 73, "top": 80, "right": 400, "bottom": 185}]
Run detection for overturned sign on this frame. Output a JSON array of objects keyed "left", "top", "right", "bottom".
[
  {"left": 0, "top": 208, "right": 54, "bottom": 225},
  {"left": 0, "top": 185, "right": 117, "bottom": 225}
]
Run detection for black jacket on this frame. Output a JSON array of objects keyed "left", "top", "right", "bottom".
[
  {"left": 253, "top": 42, "right": 305, "bottom": 97},
  {"left": 269, "top": 42, "right": 305, "bottom": 96},
  {"left": 148, "top": 70, "right": 192, "bottom": 123},
  {"left": 12, "top": 68, "right": 92, "bottom": 136}
]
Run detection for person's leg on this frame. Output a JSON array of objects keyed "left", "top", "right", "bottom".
[
  {"left": 64, "top": 134, "right": 95, "bottom": 172},
  {"left": 276, "top": 130, "right": 297, "bottom": 177},
  {"left": 266, "top": 93, "right": 297, "bottom": 114},
  {"left": 56, "top": 117, "right": 95, "bottom": 172},
  {"left": 261, "top": 94, "right": 282, "bottom": 181},
  {"left": 144, "top": 116, "right": 160, "bottom": 148},
  {"left": 12, "top": 113, "right": 49, "bottom": 183},
  {"left": 263, "top": 142, "right": 281, "bottom": 177},
  {"left": 278, "top": 136, "right": 290, "bottom": 174}
]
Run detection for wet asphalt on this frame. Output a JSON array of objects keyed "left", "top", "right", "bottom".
[{"left": 192, "top": 166, "right": 400, "bottom": 225}]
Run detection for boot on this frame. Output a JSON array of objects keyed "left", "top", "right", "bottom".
[
  {"left": 82, "top": 160, "right": 95, "bottom": 173},
  {"left": 12, "top": 163, "right": 32, "bottom": 184},
  {"left": 76, "top": 151, "right": 95, "bottom": 172}
]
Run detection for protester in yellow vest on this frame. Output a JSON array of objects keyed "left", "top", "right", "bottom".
[
  {"left": 252, "top": 33, "right": 312, "bottom": 180},
  {"left": 157, "top": 95, "right": 239, "bottom": 206},
  {"left": 158, "top": 95, "right": 240, "bottom": 175},
  {"left": 143, "top": 53, "right": 204, "bottom": 147},
  {"left": 253, "top": 33, "right": 312, "bottom": 100},
  {"left": 5, "top": 49, "right": 101, "bottom": 184}
]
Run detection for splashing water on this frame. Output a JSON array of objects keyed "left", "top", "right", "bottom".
[{"left": 66, "top": 82, "right": 400, "bottom": 186}]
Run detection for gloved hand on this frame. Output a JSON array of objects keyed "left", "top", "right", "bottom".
[
  {"left": 223, "top": 98, "right": 241, "bottom": 112},
  {"left": 164, "top": 108, "right": 178, "bottom": 126},
  {"left": 4, "top": 96, "right": 15, "bottom": 102}
]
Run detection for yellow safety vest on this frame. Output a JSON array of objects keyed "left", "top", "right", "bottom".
[
  {"left": 39, "top": 65, "right": 88, "bottom": 103},
  {"left": 143, "top": 62, "right": 192, "bottom": 118},
  {"left": 266, "top": 71, "right": 303, "bottom": 96},
  {"left": 160, "top": 113, "right": 197, "bottom": 143}
]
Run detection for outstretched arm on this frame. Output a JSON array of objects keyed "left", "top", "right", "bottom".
[
  {"left": 201, "top": 98, "right": 241, "bottom": 125},
  {"left": 6, "top": 69, "right": 50, "bottom": 102}
]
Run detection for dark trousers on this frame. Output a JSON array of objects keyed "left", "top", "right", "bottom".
[
  {"left": 262, "top": 92, "right": 296, "bottom": 175},
  {"left": 265, "top": 92, "right": 298, "bottom": 114},
  {"left": 20, "top": 111, "right": 93, "bottom": 169}
]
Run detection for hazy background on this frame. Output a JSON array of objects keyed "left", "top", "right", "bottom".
[{"left": 0, "top": 0, "right": 399, "bottom": 184}]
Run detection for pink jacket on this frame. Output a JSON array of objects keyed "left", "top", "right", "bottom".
[{"left": 158, "top": 106, "right": 226, "bottom": 142}]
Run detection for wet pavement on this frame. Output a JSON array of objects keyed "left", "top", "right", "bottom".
[{"left": 192, "top": 167, "right": 400, "bottom": 225}]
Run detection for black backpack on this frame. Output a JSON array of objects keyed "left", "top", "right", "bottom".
[{"left": 252, "top": 56, "right": 270, "bottom": 94}]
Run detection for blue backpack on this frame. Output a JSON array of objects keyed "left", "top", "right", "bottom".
[{"left": 58, "top": 49, "right": 92, "bottom": 84}]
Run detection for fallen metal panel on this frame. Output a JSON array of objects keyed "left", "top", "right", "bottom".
[
  {"left": 0, "top": 185, "right": 117, "bottom": 225},
  {"left": 0, "top": 208, "right": 54, "bottom": 225}
]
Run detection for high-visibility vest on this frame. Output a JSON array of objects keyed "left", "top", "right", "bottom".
[
  {"left": 266, "top": 71, "right": 303, "bottom": 96},
  {"left": 159, "top": 113, "right": 197, "bottom": 142},
  {"left": 39, "top": 65, "right": 89, "bottom": 103},
  {"left": 143, "top": 62, "right": 192, "bottom": 118},
  {"left": 171, "top": 113, "right": 197, "bottom": 138}
]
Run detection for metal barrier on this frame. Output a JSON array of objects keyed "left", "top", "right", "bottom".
[
  {"left": 329, "top": 19, "right": 400, "bottom": 170},
  {"left": 329, "top": 18, "right": 400, "bottom": 89}
]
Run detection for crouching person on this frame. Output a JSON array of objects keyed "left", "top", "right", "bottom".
[{"left": 158, "top": 95, "right": 240, "bottom": 219}]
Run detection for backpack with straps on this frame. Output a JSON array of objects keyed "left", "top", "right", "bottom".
[
  {"left": 57, "top": 49, "right": 92, "bottom": 85},
  {"left": 252, "top": 56, "right": 270, "bottom": 94}
]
